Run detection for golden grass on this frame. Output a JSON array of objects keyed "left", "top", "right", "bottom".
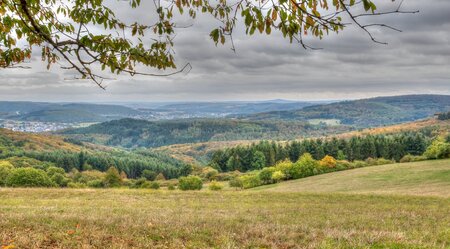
[{"left": 0, "top": 187, "right": 449, "bottom": 248}]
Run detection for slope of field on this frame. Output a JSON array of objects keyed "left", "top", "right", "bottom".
[
  {"left": 0, "top": 189, "right": 448, "bottom": 248},
  {"left": 243, "top": 94, "right": 450, "bottom": 127},
  {"left": 259, "top": 159, "right": 450, "bottom": 197}
]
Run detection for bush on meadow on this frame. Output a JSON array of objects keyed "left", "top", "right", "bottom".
[
  {"left": 201, "top": 166, "right": 219, "bottom": 181},
  {"left": 229, "top": 177, "right": 244, "bottom": 189},
  {"left": 87, "top": 179, "right": 104, "bottom": 188},
  {"left": 319, "top": 155, "right": 337, "bottom": 169},
  {"left": 274, "top": 160, "right": 294, "bottom": 180},
  {"left": 240, "top": 174, "right": 262, "bottom": 189},
  {"left": 400, "top": 154, "right": 427, "bottom": 163},
  {"left": 208, "top": 181, "right": 223, "bottom": 191},
  {"left": 351, "top": 160, "right": 367, "bottom": 168},
  {"left": 258, "top": 167, "right": 275, "bottom": 184},
  {"left": 103, "top": 166, "right": 122, "bottom": 187},
  {"left": 335, "top": 160, "right": 351, "bottom": 170},
  {"left": 6, "top": 167, "right": 54, "bottom": 187},
  {"left": 424, "top": 138, "right": 450, "bottom": 159},
  {"left": 178, "top": 175, "right": 203, "bottom": 190},
  {"left": 67, "top": 182, "right": 86, "bottom": 188},
  {"left": 141, "top": 169, "right": 157, "bottom": 181},
  {"left": 51, "top": 173, "right": 70, "bottom": 187},
  {"left": 0, "top": 161, "right": 14, "bottom": 186},
  {"left": 271, "top": 170, "right": 286, "bottom": 183},
  {"left": 291, "top": 153, "right": 320, "bottom": 179},
  {"left": 167, "top": 183, "right": 176, "bottom": 190}
]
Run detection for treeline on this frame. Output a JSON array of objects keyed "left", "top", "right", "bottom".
[{"left": 210, "top": 132, "right": 430, "bottom": 172}]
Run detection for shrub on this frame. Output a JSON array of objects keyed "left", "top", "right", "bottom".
[
  {"left": 67, "top": 182, "right": 86, "bottom": 188},
  {"left": 258, "top": 167, "right": 275, "bottom": 184},
  {"left": 0, "top": 161, "right": 14, "bottom": 186},
  {"left": 76, "top": 170, "right": 105, "bottom": 183},
  {"left": 178, "top": 175, "right": 203, "bottom": 190},
  {"left": 400, "top": 154, "right": 427, "bottom": 163},
  {"left": 320, "top": 155, "right": 337, "bottom": 168},
  {"left": 103, "top": 166, "right": 122, "bottom": 187},
  {"left": 167, "top": 184, "right": 176, "bottom": 190},
  {"left": 336, "top": 160, "right": 351, "bottom": 171},
  {"left": 274, "top": 160, "right": 294, "bottom": 179},
  {"left": 6, "top": 168, "right": 54, "bottom": 187},
  {"left": 240, "top": 174, "right": 262, "bottom": 189},
  {"left": 51, "top": 173, "right": 70, "bottom": 187},
  {"left": 351, "top": 160, "right": 367, "bottom": 168},
  {"left": 208, "top": 181, "right": 223, "bottom": 191},
  {"left": 130, "top": 178, "right": 147, "bottom": 188},
  {"left": 141, "top": 169, "right": 157, "bottom": 181},
  {"left": 215, "top": 171, "right": 239, "bottom": 181},
  {"left": 229, "top": 177, "right": 243, "bottom": 189},
  {"left": 424, "top": 139, "right": 450, "bottom": 159},
  {"left": 271, "top": 170, "right": 285, "bottom": 183},
  {"left": 46, "top": 166, "right": 66, "bottom": 177},
  {"left": 291, "top": 153, "right": 320, "bottom": 179},
  {"left": 374, "top": 158, "right": 395, "bottom": 165},
  {"left": 148, "top": 181, "right": 160, "bottom": 189},
  {"left": 87, "top": 179, "right": 104, "bottom": 188},
  {"left": 201, "top": 167, "right": 219, "bottom": 180}
]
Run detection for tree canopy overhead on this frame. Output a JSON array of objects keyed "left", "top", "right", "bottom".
[{"left": 0, "top": 0, "right": 416, "bottom": 88}]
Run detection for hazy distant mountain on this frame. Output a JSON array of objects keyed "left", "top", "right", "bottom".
[
  {"left": 0, "top": 100, "right": 319, "bottom": 123},
  {"left": 242, "top": 95, "right": 450, "bottom": 127},
  {"left": 0, "top": 102, "right": 141, "bottom": 123},
  {"left": 152, "top": 101, "right": 316, "bottom": 115}
]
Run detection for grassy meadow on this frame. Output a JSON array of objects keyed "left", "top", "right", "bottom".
[
  {"left": 258, "top": 159, "right": 450, "bottom": 197},
  {"left": 1, "top": 160, "right": 449, "bottom": 248}
]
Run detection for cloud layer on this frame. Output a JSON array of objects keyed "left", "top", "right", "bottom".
[{"left": 0, "top": 0, "right": 449, "bottom": 102}]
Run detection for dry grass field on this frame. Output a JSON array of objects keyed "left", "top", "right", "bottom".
[{"left": 1, "top": 159, "right": 449, "bottom": 248}]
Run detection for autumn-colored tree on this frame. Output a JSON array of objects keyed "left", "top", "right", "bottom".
[
  {"left": 0, "top": 0, "right": 416, "bottom": 88},
  {"left": 320, "top": 155, "right": 337, "bottom": 168}
]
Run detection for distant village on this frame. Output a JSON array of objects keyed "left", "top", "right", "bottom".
[{"left": 0, "top": 119, "right": 75, "bottom": 133}]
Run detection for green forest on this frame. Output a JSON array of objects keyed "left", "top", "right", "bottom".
[{"left": 61, "top": 118, "right": 351, "bottom": 148}]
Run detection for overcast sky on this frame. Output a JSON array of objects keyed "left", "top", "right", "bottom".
[{"left": 0, "top": 0, "right": 449, "bottom": 102}]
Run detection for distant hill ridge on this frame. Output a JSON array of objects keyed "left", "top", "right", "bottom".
[{"left": 240, "top": 94, "right": 450, "bottom": 127}]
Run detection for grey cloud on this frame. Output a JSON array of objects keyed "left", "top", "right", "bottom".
[{"left": 0, "top": 0, "right": 449, "bottom": 101}]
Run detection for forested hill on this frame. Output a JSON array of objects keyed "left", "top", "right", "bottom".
[
  {"left": 60, "top": 118, "right": 352, "bottom": 148},
  {"left": 241, "top": 95, "right": 450, "bottom": 127},
  {"left": 0, "top": 128, "right": 188, "bottom": 179},
  {"left": 0, "top": 102, "right": 140, "bottom": 123}
]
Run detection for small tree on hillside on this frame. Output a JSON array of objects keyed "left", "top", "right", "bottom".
[{"left": 103, "top": 166, "right": 122, "bottom": 187}]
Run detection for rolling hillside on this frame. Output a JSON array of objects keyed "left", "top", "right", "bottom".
[
  {"left": 0, "top": 128, "right": 187, "bottom": 178},
  {"left": 243, "top": 94, "right": 450, "bottom": 127},
  {"left": 61, "top": 118, "right": 352, "bottom": 148},
  {"left": 258, "top": 159, "right": 450, "bottom": 197}
]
